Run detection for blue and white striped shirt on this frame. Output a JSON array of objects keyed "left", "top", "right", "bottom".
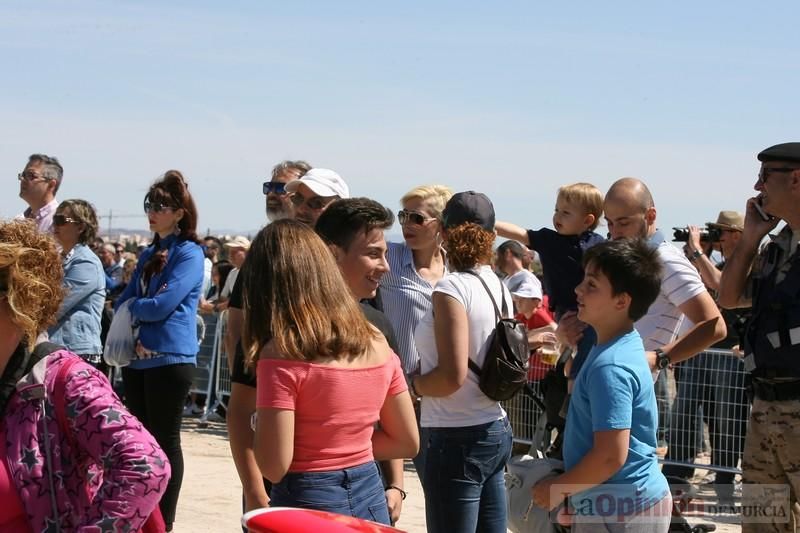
[{"left": 380, "top": 242, "right": 447, "bottom": 375}]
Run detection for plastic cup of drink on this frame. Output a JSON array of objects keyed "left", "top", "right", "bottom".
[{"left": 540, "top": 347, "right": 559, "bottom": 366}]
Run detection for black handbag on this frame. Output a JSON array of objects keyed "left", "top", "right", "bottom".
[{"left": 464, "top": 271, "right": 530, "bottom": 401}]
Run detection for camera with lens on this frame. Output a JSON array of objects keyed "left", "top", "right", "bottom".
[{"left": 672, "top": 224, "right": 722, "bottom": 243}]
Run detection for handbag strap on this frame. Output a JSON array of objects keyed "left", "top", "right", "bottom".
[
  {"left": 463, "top": 270, "right": 510, "bottom": 377},
  {"left": 463, "top": 270, "right": 509, "bottom": 320}
]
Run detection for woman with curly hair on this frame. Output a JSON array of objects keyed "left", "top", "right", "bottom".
[
  {"left": 48, "top": 199, "right": 106, "bottom": 367},
  {"left": 115, "top": 170, "right": 204, "bottom": 531},
  {"left": 410, "top": 191, "right": 514, "bottom": 533},
  {"left": 0, "top": 220, "right": 169, "bottom": 531}
]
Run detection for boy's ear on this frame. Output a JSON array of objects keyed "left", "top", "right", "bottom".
[
  {"left": 584, "top": 213, "right": 596, "bottom": 229},
  {"left": 615, "top": 291, "right": 631, "bottom": 312}
]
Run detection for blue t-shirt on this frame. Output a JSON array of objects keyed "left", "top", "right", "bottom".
[
  {"left": 525, "top": 228, "right": 604, "bottom": 318},
  {"left": 564, "top": 329, "right": 668, "bottom": 516}
]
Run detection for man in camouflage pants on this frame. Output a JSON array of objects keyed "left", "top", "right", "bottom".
[{"left": 720, "top": 142, "right": 800, "bottom": 532}]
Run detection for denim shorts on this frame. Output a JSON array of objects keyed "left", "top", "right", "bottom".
[{"left": 270, "top": 461, "right": 390, "bottom": 525}]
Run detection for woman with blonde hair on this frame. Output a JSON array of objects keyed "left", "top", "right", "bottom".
[
  {"left": 0, "top": 221, "right": 169, "bottom": 531},
  {"left": 243, "top": 219, "right": 418, "bottom": 524},
  {"left": 410, "top": 191, "right": 514, "bottom": 533},
  {"left": 380, "top": 185, "right": 452, "bottom": 478}
]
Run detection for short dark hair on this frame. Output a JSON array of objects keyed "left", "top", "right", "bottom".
[
  {"left": 315, "top": 197, "right": 394, "bottom": 251},
  {"left": 582, "top": 238, "right": 662, "bottom": 321},
  {"left": 497, "top": 240, "right": 526, "bottom": 259}
]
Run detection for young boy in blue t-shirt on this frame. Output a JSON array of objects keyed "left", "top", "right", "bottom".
[{"left": 531, "top": 238, "right": 671, "bottom": 531}]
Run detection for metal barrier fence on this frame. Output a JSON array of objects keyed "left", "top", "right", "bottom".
[
  {"left": 198, "top": 310, "right": 231, "bottom": 422},
  {"left": 190, "top": 313, "right": 218, "bottom": 396},
  {"left": 503, "top": 380, "right": 551, "bottom": 453},
  {"left": 504, "top": 349, "right": 748, "bottom": 476},
  {"left": 658, "top": 348, "right": 747, "bottom": 476}
]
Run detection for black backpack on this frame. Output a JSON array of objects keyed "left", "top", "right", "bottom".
[{"left": 465, "top": 271, "right": 530, "bottom": 401}]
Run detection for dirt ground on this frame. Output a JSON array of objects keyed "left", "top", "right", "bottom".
[{"left": 175, "top": 418, "right": 741, "bottom": 532}]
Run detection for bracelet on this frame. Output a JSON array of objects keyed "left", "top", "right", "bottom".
[
  {"left": 385, "top": 485, "right": 407, "bottom": 500},
  {"left": 409, "top": 377, "right": 422, "bottom": 400}
]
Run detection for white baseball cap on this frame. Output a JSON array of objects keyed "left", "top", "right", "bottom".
[
  {"left": 506, "top": 270, "right": 543, "bottom": 299},
  {"left": 285, "top": 168, "right": 350, "bottom": 199}
]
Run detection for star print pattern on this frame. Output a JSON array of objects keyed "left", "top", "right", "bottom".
[{"left": 3, "top": 351, "right": 171, "bottom": 531}]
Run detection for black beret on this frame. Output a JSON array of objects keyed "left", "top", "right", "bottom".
[{"left": 758, "top": 142, "right": 800, "bottom": 164}]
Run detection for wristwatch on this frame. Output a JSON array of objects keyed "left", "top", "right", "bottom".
[
  {"left": 688, "top": 250, "right": 703, "bottom": 262},
  {"left": 655, "top": 348, "right": 671, "bottom": 370}
]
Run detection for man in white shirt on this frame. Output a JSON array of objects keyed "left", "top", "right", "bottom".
[
  {"left": 217, "top": 235, "right": 250, "bottom": 310},
  {"left": 15, "top": 153, "right": 63, "bottom": 234},
  {"left": 601, "top": 178, "right": 726, "bottom": 367},
  {"left": 559, "top": 177, "right": 726, "bottom": 453}
]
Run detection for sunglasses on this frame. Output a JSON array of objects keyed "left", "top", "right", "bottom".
[
  {"left": 398, "top": 209, "right": 437, "bottom": 226},
  {"left": 262, "top": 181, "right": 288, "bottom": 195},
  {"left": 758, "top": 167, "right": 797, "bottom": 184},
  {"left": 53, "top": 214, "right": 79, "bottom": 226},
  {"left": 17, "top": 171, "right": 51, "bottom": 183},
  {"left": 143, "top": 201, "right": 176, "bottom": 214},
  {"left": 290, "top": 193, "right": 336, "bottom": 210}
]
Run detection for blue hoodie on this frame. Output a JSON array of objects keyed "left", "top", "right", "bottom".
[{"left": 115, "top": 234, "right": 204, "bottom": 368}]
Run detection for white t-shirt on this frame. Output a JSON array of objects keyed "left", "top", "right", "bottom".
[
  {"left": 221, "top": 268, "right": 239, "bottom": 300},
  {"left": 634, "top": 241, "right": 706, "bottom": 351},
  {"left": 415, "top": 265, "right": 509, "bottom": 428}
]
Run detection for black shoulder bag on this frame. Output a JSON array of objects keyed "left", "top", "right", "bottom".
[{"left": 464, "top": 271, "right": 530, "bottom": 401}]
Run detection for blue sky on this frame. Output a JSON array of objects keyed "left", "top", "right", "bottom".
[{"left": 1, "top": 1, "right": 798, "bottom": 239}]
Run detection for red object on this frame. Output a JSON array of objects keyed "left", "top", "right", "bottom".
[
  {"left": 515, "top": 295, "right": 557, "bottom": 381},
  {"left": 242, "top": 508, "right": 406, "bottom": 533}
]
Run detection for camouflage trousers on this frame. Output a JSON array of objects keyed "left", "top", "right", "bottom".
[{"left": 742, "top": 397, "right": 800, "bottom": 533}]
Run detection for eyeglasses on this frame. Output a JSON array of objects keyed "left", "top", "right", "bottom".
[
  {"left": 290, "top": 193, "right": 336, "bottom": 210},
  {"left": 262, "top": 181, "right": 288, "bottom": 195},
  {"left": 143, "top": 201, "right": 176, "bottom": 213},
  {"left": 53, "top": 214, "right": 79, "bottom": 226},
  {"left": 758, "top": 167, "right": 797, "bottom": 184},
  {"left": 398, "top": 209, "right": 437, "bottom": 226},
  {"left": 17, "top": 171, "right": 51, "bottom": 183}
]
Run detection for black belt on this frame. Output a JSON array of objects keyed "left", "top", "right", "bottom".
[{"left": 750, "top": 379, "right": 800, "bottom": 401}]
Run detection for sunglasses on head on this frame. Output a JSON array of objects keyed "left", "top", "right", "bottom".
[
  {"left": 398, "top": 209, "right": 436, "bottom": 226},
  {"left": 143, "top": 200, "right": 176, "bottom": 214},
  {"left": 263, "top": 181, "right": 288, "bottom": 195},
  {"left": 53, "top": 214, "right": 79, "bottom": 226},
  {"left": 290, "top": 193, "right": 335, "bottom": 210}
]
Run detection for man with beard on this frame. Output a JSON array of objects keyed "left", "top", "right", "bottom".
[
  {"left": 264, "top": 160, "right": 311, "bottom": 221},
  {"left": 559, "top": 177, "right": 726, "bottom": 457}
]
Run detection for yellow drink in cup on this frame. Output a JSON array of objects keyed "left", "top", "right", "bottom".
[{"left": 540, "top": 347, "right": 560, "bottom": 366}]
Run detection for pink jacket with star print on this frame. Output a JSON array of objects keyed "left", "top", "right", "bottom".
[{"left": 3, "top": 350, "right": 170, "bottom": 532}]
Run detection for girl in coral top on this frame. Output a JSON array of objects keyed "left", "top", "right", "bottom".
[{"left": 242, "top": 220, "right": 419, "bottom": 525}]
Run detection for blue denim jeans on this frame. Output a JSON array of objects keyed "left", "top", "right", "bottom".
[
  {"left": 270, "top": 461, "right": 390, "bottom": 525},
  {"left": 423, "top": 417, "right": 513, "bottom": 533}
]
